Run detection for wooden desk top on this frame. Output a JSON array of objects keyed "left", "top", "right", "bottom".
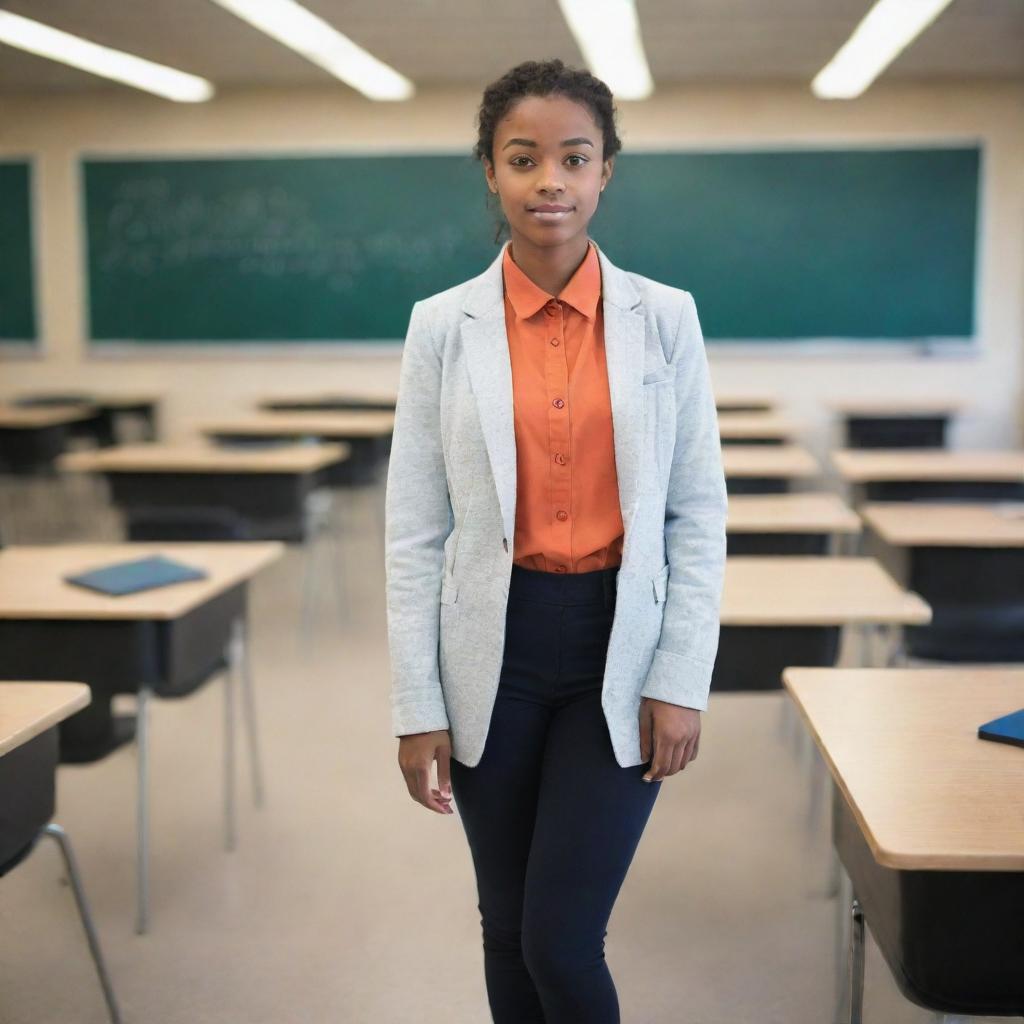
[
  {"left": 58, "top": 442, "right": 348, "bottom": 474},
  {"left": 728, "top": 493, "right": 862, "bottom": 534},
  {"left": 721, "top": 444, "right": 820, "bottom": 479},
  {"left": 0, "top": 682, "right": 91, "bottom": 757},
  {"left": 717, "top": 412, "right": 800, "bottom": 440},
  {"left": 860, "top": 501, "right": 1024, "bottom": 547},
  {"left": 201, "top": 411, "right": 395, "bottom": 437},
  {"left": 0, "top": 405, "right": 98, "bottom": 429},
  {"left": 0, "top": 543, "right": 283, "bottom": 620},
  {"left": 783, "top": 667, "right": 1024, "bottom": 870},
  {"left": 827, "top": 397, "right": 967, "bottom": 415},
  {"left": 721, "top": 556, "right": 931, "bottom": 625},
  {"left": 832, "top": 448, "right": 1024, "bottom": 483},
  {"left": 714, "top": 392, "right": 776, "bottom": 412}
]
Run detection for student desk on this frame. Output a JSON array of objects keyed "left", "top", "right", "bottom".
[
  {"left": 58, "top": 442, "right": 348, "bottom": 543},
  {"left": 1, "top": 682, "right": 91, "bottom": 868},
  {"left": 14, "top": 392, "right": 162, "bottom": 445},
  {"left": 714, "top": 556, "right": 930, "bottom": 694},
  {"left": 860, "top": 501, "right": 1024, "bottom": 662},
  {"left": 201, "top": 410, "right": 394, "bottom": 486},
  {"left": 727, "top": 493, "right": 861, "bottom": 555},
  {"left": 831, "top": 448, "right": 1024, "bottom": 504},
  {"left": 0, "top": 681, "right": 122, "bottom": 1022},
  {"left": 717, "top": 411, "right": 799, "bottom": 446},
  {"left": 783, "top": 667, "right": 1024, "bottom": 1022},
  {"left": 828, "top": 397, "right": 965, "bottom": 449},
  {"left": 714, "top": 391, "right": 776, "bottom": 413},
  {"left": 0, "top": 404, "right": 101, "bottom": 473},
  {"left": 721, "top": 444, "right": 819, "bottom": 494},
  {"left": 260, "top": 390, "right": 397, "bottom": 413},
  {"left": 0, "top": 541, "right": 283, "bottom": 933}
]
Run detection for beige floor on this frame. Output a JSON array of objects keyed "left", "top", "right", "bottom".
[{"left": 0, "top": 482, "right": 985, "bottom": 1023}]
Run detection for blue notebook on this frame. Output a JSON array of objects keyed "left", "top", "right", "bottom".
[
  {"left": 65, "top": 555, "right": 208, "bottom": 596},
  {"left": 978, "top": 708, "right": 1024, "bottom": 750}
]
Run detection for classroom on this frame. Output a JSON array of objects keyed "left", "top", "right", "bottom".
[{"left": 0, "top": 2, "right": 1022, "bottom": 1022}]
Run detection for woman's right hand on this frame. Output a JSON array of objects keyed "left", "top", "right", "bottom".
[{"left": 398, "top": 731, "right": 454, "bottom": 815}]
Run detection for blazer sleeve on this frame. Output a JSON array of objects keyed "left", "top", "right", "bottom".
[
  {"left": 384, "top": 300, "right": 453, "bottom": 737},
  {"left": 639, "top": 292, "right": 728, "bottom": 712}
]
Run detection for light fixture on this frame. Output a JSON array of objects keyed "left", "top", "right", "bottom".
[
  {"left": 207, "top": 0, "right": 414, "bottom": 101},
  {"left": 557, "top": 0, "right": 654, "bottom": 100},
  {"left": 0, "top": 9, "right": 214, "bottom": 102},
  {"left": 812, "top": 0, "right": 955, "bottom": 99}
]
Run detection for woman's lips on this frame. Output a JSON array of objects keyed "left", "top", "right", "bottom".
[{"left": 528, "top": 206, "right": 574, "bottom": 222}]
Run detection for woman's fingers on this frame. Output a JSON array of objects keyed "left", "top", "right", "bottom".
[{"left": 414, "top": 766, "right": 452, "bottom": 814}]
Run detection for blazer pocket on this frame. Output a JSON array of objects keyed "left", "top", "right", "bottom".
[
  {"left": 651, "top": 563, "right": 670, "bottom": 604},
  {"left": 642, "top": 365, "right": 675, "bottom": 386},
  {"left": 440, "top": 578, "right": 459, "bottom": 605}
]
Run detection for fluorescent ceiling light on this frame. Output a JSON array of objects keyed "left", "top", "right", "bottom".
[
  {"left": 812, "top": 0, "right": 955, "bottom": 99},
  {"left": 558, "top": 0, "right": 654, "bottom": 100},
  {"left": 208, "top": 0, "right": 414, "bottom": 101},
  {"left": 0, "top": 9, "right": 214, "bottom": 102}
]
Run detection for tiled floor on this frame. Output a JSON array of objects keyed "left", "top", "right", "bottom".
[{"left": 0, "top": 481, "right": 986, "bottom": 1022}]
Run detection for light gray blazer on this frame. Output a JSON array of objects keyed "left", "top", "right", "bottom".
[{"left": 384, "top": 241, "right": 727, "bottom": 768}]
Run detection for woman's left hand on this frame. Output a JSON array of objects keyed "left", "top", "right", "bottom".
[{"left": 638, "top": 698, "right": 701, "bottom": 782}]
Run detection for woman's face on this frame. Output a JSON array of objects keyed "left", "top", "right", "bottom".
[{"left": 484, "top": 94, "right": 613, "bottom": 252}]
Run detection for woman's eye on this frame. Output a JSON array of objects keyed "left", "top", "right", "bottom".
[
  {"left": 566, "top": 155, "right": 588, "bottom": 167},
  {"left": 510, "top": 156, "right": 533, "bottom": 167}
]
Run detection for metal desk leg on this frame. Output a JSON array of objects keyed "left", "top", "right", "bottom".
[
  {"left": 233, "top": 615, "right": 265, "bottom": 808},
  {"left": 834, "top": 857, "right": 852, "bottom": 1021},
  {"left": 42, "top": 824, "right": 123, "bottom": 1024},
  {"left": 223, "top": 638, "right": 238, "bottom": 853},
  {"left": 849, "top": 892, "right": 866, "bottom": 1024},
  {"left": 135, "top": 683, "right": 152, "bottom": 935}
]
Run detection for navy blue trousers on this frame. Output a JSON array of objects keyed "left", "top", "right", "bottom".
[{"left": 450, "top": 563, "right": 662, "bottom": 1023}]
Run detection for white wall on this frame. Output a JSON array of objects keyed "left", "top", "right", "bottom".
[{"left": 2, "top": 81, "right": 1022, "bottom": 457}]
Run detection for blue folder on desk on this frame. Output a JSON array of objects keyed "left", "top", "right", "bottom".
[
  {"left": 65, "top": 555, "right": 208, "bottom": 596},
  {"left": 978, "top": 708, "right": 1024, "bottom": 750}
]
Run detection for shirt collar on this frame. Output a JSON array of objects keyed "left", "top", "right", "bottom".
[{"left": 502, "top": 240, "right": 602, "bottom": 321}]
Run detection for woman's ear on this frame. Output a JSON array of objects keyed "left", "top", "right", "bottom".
[
  {"left": 483, "top": 157, "right": 498, "bottom": 195},
  {"left": 600, "top": 156, "right": 615, "bottom": 192}
]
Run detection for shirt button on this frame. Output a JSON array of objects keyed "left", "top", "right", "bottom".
[
  {"left": 556, "top": 510, "right": 568, "bottom": 521},
  {"left": 554, "top": 453, "right": 566, "bottom": 465},
  {"left": 555, "top": 565, "right": 567, "bottom": 573},
  {"left": 546, "top": 302, "right": 559, "bottom": 316},
  {"left": 552, "top": 398, "right": 564, "bottom": 409},
  {"left": 550, "top": 338, "right": 560, "bottom": 346}
]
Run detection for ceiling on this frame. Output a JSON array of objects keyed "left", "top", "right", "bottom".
[{"left": 0, "top": 0, "right": 1021, "bottom": 97}]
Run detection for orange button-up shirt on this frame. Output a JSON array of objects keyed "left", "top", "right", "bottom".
[{"left": 502, "top": 240, "right": 625, "bottom": 574}]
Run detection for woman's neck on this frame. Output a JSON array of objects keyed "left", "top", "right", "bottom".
[{"left": 507, "top": 233, "right": 591, "bottom": 298}]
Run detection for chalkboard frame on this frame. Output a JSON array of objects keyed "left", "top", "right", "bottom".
[
  {"left": 77, "top": 141, "right": 983, "bottom": 359},
  {"left": 0, "top": 156, "right": 43, "bottom": 358}
]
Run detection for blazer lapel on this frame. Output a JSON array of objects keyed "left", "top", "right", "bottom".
[
  {"left": 460, "top": 241, "right": 646, "bottom": 548},
  {"left": 598, "top": 245, "right": 646, "bottom": 534}
]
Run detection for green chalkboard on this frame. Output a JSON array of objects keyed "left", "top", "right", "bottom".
[
  {"left": 82, "top": 147, "right": 978, "bottom": 346},
  {"left": 0, "top": 161, "right": 38, "bottom": 345}
]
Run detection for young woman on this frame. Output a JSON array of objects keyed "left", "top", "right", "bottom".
[{"left": 385, "top": 59, "right": 727, "bottom": 1024}]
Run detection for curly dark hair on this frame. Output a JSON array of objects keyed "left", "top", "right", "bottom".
[
  {"left": 473, "top": 58, "right": 623, "bottom": 166},
  {"left": 473, "top": 59, "right": 623, "bottom": 243}
]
